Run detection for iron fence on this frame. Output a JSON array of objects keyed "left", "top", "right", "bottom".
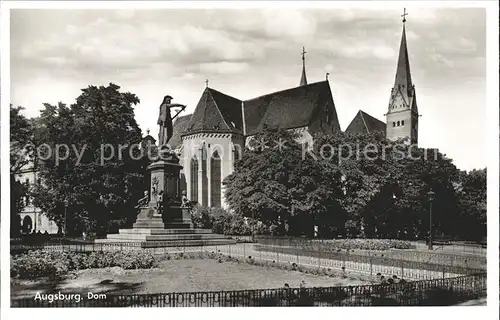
[
  {"left": 11, "top": 272, "right": 486, "bottom": 307},
  {"left": 10, "top": 240, "right": 484, "bottom": 280},
  {"left": 254, "top": 236, "right": 487, "bottom": 268},
  {"left": 253, "top": 245, "right": 484, "bottom": 275}
]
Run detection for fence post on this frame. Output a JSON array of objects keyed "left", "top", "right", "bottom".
[
  {"left": 401, "top": 259, "right": 404, "bottom": 278},
  {"left": 369, "top": 252, "right": 373, "bottom": 276}
]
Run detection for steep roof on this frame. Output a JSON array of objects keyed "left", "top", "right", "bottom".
[
  {"left": 243, "top": 80, "right": 337, "bottom": 135},
  {"left": 345, "top": 110, "right": 385, "bottom": 134},
  {"left": 168, "top": 114, "right": 191, "bottom": 149},
  {"left": 300, "top": 58, "right": 307, "bottom": 86},
  {"left": 184, "top": 87, "right": 243, "bottom": 134},
  {"left": 394, "top": 24, "right": 413, "bottom": 97}
]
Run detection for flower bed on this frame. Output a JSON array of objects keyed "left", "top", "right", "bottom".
[
  {"left": 302, "top": 239, "right": 416, "bottom": 251},
  {"left": 10, "top": 250, "right": 158, "bottom": 279}
]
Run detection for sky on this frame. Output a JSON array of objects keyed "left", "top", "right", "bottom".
[{"left": 10, "top": 7, "right": 487, "bottom": 171}]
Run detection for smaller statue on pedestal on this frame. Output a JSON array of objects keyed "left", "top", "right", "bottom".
[
  {"left": 155, "top": 190, "right": 165, "bottom": 217},
  {"left": 181, "top": 190, "right": 190, "bottom": 208}
]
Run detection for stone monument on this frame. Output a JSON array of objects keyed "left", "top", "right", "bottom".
[{"left": 95, "top": 95, "right": 236, "bottom": 248}]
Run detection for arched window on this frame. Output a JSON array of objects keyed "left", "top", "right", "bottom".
[
  {"left": 190, "top": 156, "right": 198, "bottom": 202},
  {"left": 397, "top": 121, "right": 400, "bottom": 126},
  {"left": 393, "top": 122, "right": 396, "bottom": 127},
  {"left": 210, "top": 151, "right": 221, "bottom": 207},
  {"left": 401, "top": 120, "right": 405, "bottom": 126}
]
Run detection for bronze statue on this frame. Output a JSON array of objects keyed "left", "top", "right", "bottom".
[{"left": 157, "top": 95, "right": 187, "bottom": 147}]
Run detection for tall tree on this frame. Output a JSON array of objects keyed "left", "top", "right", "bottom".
[
  {"left": 10, "top": 105, "right": 33, "bottom": 174},
  {"left": 31, "top": 83, "right": 146, "bottom": 236},
  {"left": 223, "top": 127, "right": 344, "bottom": 237},
  {"left": 454, "top": 168, "right": 486, "bottom": 241},
  {"left": 10, "top": 105, "right": 34, "bottom": 236}
]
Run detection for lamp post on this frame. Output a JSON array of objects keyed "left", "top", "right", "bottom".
[
  {"left": 63, "top": 199, "right": 69, "bottom": 239},
  {"left": 427, "top": 189, "right": 435, "bottom": 250},
  {"left": 251, "top": 211, "right": 255, "bottom": 243}
]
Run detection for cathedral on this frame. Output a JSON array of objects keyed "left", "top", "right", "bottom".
[{"left": 160, "top": 19, "right": 420, "bottom": 209}]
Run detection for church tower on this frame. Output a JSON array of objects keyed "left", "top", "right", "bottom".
[{"left": 386, "top": 9, "right": 419, "bottom": 145}]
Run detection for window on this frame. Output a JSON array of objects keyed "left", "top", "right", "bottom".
[
  {"left": 210, "top": 151, "right": 221, "bottom": 207},
  {"left": 393, "top": 122, "right": 396, "bottom": 127},
  {"left": 190, "top": 157, "right": 198, "bottom": 202},
  {"left": 397, "top": 121, "right": 400, "bottom": 126},
  {"left": 401, "top": 120, "right": 405, "bottom": 126}
]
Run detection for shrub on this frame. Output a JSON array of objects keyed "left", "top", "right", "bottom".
[
  {"left": 10, "top": 250, "right": 158, "bottom": 279},
  {"left": 301, "top": 239, "right": 415, "bottom": 251},
  {"left": 210, "top": 210, "right": 253, "bottom": 236},
  {"left": 191, "top": 205, "right": 213, "bottom": 229}
]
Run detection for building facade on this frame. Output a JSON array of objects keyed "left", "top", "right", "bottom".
[
  {"left": 14, "top": 163, "right": 58, "bottom": 234},
  {"left": 167, "top": 19, "right": 417, "bottom": 209}
]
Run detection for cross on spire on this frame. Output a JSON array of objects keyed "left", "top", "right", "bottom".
[
  {"left": 300, "top": 46, "right": 308, "bottom": 86},
  {"left": 401, "top": 8, "right": 408, "bottom": 23},
  {"left": 205, "top": 79, "right": 209, "bottom": 87},
  {"left": 326, "top": 72, "right": 330, "bottom": 80},
  {"left": 146, "top": 128, "right": 150, "bottom": 135}
]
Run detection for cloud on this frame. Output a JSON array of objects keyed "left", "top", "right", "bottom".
[
  {"left": 12, "top": 13, "right": 267, "bottom": 79},
  {"left": 195, "top": 62, "right": 250, "bottom": 75}
]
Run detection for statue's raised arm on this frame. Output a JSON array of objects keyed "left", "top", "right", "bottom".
[{"left": 157, "top": 95, "right": 187, "bottom": 147}]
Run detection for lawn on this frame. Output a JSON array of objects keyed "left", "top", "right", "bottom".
[{"left": 11, "top": 259, "right": 375, "bottom": 300}]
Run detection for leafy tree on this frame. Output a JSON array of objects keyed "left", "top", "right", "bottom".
[
  {"left": 225, "top": 127, "right": 479, "bottom": 241},
  {"left": 454, "top": 168, "right": 486, "bottom": 241},
  {"left": 315, "top": 132, "right": 462, "bottom": 240},
  {"left": 224, "top": 127, "right": 343, "bottom": 237},
  {"left": 10, "top": 105, "right": 34, "bottom": 236},
  {"left": 11, "top": 177, "right": 28, "bottom": 237},
  {"left": 10, "top": 105, "right": 34, "bottom": 174},
  {"left": 31, "top": 83, "right": 146, "bottom": 236}
]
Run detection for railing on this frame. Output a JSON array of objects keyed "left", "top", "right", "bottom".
[
  {"left": 10, "top": 241, "right": 483, "bottom": 281},
  {"left": 253, "top": 236, "right": 487, "bottom": 268},
  {"left": 11, "top": 272, "right": 486, "bottom": 307}
]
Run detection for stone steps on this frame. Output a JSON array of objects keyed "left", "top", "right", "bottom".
[
  {"left": 118, "top": 228, "right": 213, "bottom": 235},
  {"left": 140, "top": 238, "right": 237, "bottom": 248},
  {"left": 97, "top": 227, "right": 236, "bottom": 247},
  {"left": 103, "top": 233, "right": 226, "bottom": 242}
]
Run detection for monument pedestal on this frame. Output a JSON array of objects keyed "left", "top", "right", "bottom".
[
  {"left": 96, "top": 153, "right": 236, "bottom": 248},
  {"left": 132, "top": 206, "right": 165, "bottom": 229}
]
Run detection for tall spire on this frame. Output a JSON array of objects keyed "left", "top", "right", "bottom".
[
  {"left": 394, "top": 8, "right": 412, "bottom": 93},
  {"left": 300, "top": 46, "right": 308, "bottom": 86}
]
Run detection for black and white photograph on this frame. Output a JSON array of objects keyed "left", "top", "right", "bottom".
[{"left": 1, "top": 0, "right": 498, "bottom": 317}]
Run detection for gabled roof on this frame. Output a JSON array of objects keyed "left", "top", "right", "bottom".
[
  {"left": 345, "top": 110, "right": 385, "bottom": 134},
  {"left": 184, "top": 87, "right": 242, "bottom": 134},
  {"left": 168, "top": 114, "right": 191, "bottom": 149},
  {"left": 243, "top": 80, "right": 338, "bottom": 135}
]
